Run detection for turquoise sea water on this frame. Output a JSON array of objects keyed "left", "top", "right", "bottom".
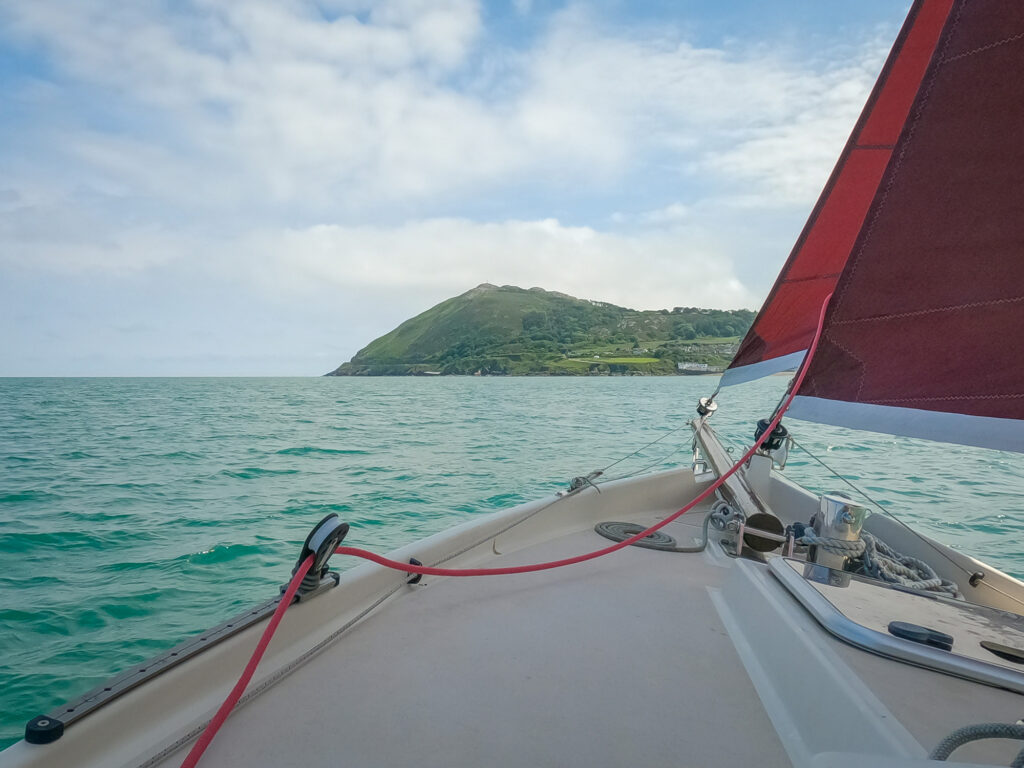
[{"left": 1, "top": 376, "right": 1022, "bottom": 748}]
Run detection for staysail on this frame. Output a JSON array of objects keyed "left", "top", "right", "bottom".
[
  {"left": 720, "top": 0, "right": 955, "bottom": 387},
  {"left": 786, "top": 0, "right": 1024, "bottom": 454}
]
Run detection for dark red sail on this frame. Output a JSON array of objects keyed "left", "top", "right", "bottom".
[
  {"left": 721, "top": 0, "right": 955, "bottom": 386},
  {"left": 786, "top": 0, "right": 1024, "bottom": 452}
]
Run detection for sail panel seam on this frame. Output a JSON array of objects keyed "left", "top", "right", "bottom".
[
  {"left": 832, "top": 295, "right": 1024, "bottom": 325},
  {"left": 941, "top": 31, "right": 1024, "bottom": 63},
  {"left": 833, "top": 0, "right": 962, "bottom": 319},
  {"left": 867, "top": 393, "right": 1024, "bottom": 404},
  {"left": 825, "top": 332, "right": 868, "bottom": 401},
  {"left": 726, "top": 0, "right": 930, "bottom": 375},
  {"left": 780, "top": 273, "right": 842, "bottom": 285}
]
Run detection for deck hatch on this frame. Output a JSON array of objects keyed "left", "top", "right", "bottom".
[{"left": 770, "top": 557, "right": 1024, "bottom": 694}]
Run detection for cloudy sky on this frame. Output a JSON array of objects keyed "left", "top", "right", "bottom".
[{"left": 1, "top": 0, "right": 911, "bottom": 375}]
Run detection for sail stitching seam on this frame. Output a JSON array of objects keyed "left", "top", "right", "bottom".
[
  {"left": 825, "top": 332, "right": 868, "bottom": 400},
  {"left": 941, "top": 31, "right": 1024, "bottom": 63},
  {"left": 825, "top": 0, "right": 963, "bottom": 409},
  {"left": 832, "top": 295, "right": 1024, "bottom": 325},
  {"left": 783, "top": 272, "right": 842, "bottom": 285},
  {"left": 832, "top": 0, "right": 963, "bottom": 319},
  {"left": 867, "top": 393, "right": 1024, "bottom": 404},
  {"left": 730, "top": 0, "right": 933, "bottom": 375}
]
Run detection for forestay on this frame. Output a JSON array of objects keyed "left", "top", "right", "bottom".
[
  {"left": 788, "top": 0, "right": 1024, "bottom": 453},
  {"left": 721, "top": 0, "right": 954, "bottom": 387},
  {"left": 720, "top": 0, "right": 1024, "bottom": 454}
]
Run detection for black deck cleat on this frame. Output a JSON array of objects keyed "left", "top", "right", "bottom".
[
  {"left": 25, "top": 714, "right": 64, "bottom": 745},
  {"left": 293, "top": 514, "right": 350, "bottom": 593}
]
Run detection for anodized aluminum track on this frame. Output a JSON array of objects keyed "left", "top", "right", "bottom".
[
  {"left": 37, "top": 597, "right": 280, "bottom": 731},
  {"left": 30, "top": 572, "right": 340, "bottom": 737}
]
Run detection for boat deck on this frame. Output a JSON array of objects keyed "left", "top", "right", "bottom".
[
  {"left": 6, "top": 464, "right": 1024, "bottom": 768},
  {"left": 153, "top": 511, "right": 794, "bottom": 768},
  {"left": 149, "top": 507, "right": 1024, "bottom": 768}
]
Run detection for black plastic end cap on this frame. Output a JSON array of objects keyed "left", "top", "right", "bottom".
[
  {"left": 407, "top": 558, "right": 424, "bottom": 585},
  {"left": 888, "top": 621, "right": 954, "bottom": 651},
  {"left": 25, "top": 715, "right": 64, "bottom": 745},
  {"left": 754, "top": 418, "right": 789, "bottom": 450}
]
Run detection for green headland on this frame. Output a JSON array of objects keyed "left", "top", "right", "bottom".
[{"left": 327, "top": 284, "right": 754, "bottom": 376}]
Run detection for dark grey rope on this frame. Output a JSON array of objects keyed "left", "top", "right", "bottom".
[
  {"left": 594, "top": 511, "right": 712, "bottom": 553},
  {"left": 929, "top": 722, "right": 1024, "bottom": 766}
]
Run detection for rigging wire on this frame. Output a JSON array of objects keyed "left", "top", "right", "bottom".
[
  {"left": 789, "top": 436, "right": 897, "bottom": 518},
  {"left": 789, "top": 436, "right": 1020, "bottom": 602},
  {"left": 603, "top": 439, "right": 690, "bottom": 482},
  {"left": 333, "top": 293, "right": 835, "bottom": 579},
  {"left": 594, "top": 420, "right": 693, "bottom": 477},
  {"left": 176, "top": 293, "right": 1011, "bottom": 763}
]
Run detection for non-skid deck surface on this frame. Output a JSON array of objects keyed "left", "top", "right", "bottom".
[{"left": 156, "top": 514, "right": 793, "bottom": 768}]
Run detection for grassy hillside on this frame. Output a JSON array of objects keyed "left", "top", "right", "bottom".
[{"left": 327, "top": 284, "right": 754, "bottom": 376}]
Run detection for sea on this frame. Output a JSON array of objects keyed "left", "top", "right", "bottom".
[{"left": 1, "top": 376, "right": 1022, "bottom": 749}]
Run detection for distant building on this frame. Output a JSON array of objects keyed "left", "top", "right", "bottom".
[{"left": 677, "top": 362, "right": 709, "bottom": 372}]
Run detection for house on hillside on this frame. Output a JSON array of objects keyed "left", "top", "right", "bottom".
[{"left": 677, "top": 362, "right": 708, "bottom": 372}]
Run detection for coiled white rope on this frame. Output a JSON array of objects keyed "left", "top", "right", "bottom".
[{"left": 797, "top": 529, "right": 961, "bottom": 598}]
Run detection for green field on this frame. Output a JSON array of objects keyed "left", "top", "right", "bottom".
[
  {"left": 571, "top": 357, "right": 659, "bottom": 364},
  {"left": 328, "top": 284, "right": 752, "bottom": 376}
]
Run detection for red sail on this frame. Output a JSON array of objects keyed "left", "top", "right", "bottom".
[
  {"left": 789, "top": 0, "right": 1024, "bottom": 453},
  {"left": 722, "top": 0, "right": 955, "bottom": 386}
]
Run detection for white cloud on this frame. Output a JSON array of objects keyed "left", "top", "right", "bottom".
[
  {"left": 0, "top": 196, "right": 184, "bottom": 272},
  {"left": 701, "top": 39, "right": 892, "bottom": 204},
  {"left": 612, "top": 203, "right": 690, "bottom": 226},
  {"left": 241, "top": 217, "right": 757, "bottom": 310},
  {"left": 1, "top": 1, "right": 889, "bottom": 214},
  {"left": 0, "top": 1, "right": 905, "bottom": 373}
]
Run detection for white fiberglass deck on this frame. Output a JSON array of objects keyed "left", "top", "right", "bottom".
[
  {"left": 6, "top": 461, "right": 1024, "bottom": 768},
  {"left": 153, "top": 511, "right": 792, "bottom": 768},
  {"left": 150, "top": 507, "right": 1024, "bottom": 768}
]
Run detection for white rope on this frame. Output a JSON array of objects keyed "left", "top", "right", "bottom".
[
  {"left": 797, "top": 528, "right": 865, "bottom": 556},
  {"left": 797, "top": 529, "right": 961, "bottom": 599}
]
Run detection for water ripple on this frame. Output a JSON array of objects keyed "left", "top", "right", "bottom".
[{"left": 0, "top": 375, "right": 1021, "bottom": 749}]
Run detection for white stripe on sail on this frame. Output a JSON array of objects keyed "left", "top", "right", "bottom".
[
  {"left": 788, "top": 396, "right": 1024, "bottom": 454},
  {"left": 718, "top": 350, "right": 807, "bottom": 388}
]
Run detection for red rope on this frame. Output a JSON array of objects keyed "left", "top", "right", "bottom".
[
  {"left": 182, "top": 293, "right": 832, "bottom": 766},
  {"left": 180, "top": 554, "right": 313, "bottom": 768},
  {"left": 335, "top": 293, "right": 832, "bottom": 578}
]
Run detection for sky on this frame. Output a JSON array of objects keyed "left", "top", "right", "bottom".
[{"left": 0, "top": 0, "right": 912, "bottom": 376}]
